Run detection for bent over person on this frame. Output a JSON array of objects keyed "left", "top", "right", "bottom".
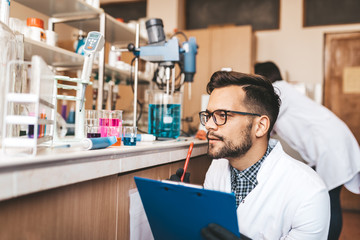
[
  {"left": 255, "top": 61, "right": 360, "bottom": 240},
  {"left": 200, "top": 71, "right": 330, "bottom": 239}
]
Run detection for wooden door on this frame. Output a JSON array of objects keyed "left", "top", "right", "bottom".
[
  {"left": 324, "top": 32, "right": 360, "bottom": 144},
  {"left": 324, "top": 32, "right": 360, "bottom": 214}
]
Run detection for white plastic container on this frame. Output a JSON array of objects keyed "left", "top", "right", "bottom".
[
  {"left": 45, "top": 29, "right": 58, "bottom": 46},
  {"left": 26, "top": 17, "right": 46, "bottom": 42}
]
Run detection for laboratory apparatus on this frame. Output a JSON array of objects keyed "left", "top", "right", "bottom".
[
  {"left": 109, "top": 110, "right": 122, "bottom": 146},
  {"left": 2, "top": 56, "right": 57, "bottom": 156},
  {"left": 148, "top": 90, "right": 182, "bottom": 138},
  {"left": 82, "top": 136, "right": 117, "bottom": 150},
  {"left": 54, "top": 75, "right": 93, "bottom": 141},
  {"left": 123, "top": 126, "right": 137, "bottom": 146},
  {"left": 102, "top": 76, "right": 111, "bottom": 109},
  {"left": 76, "top": 31, "right": 104, "bottom": 138},
  {"left": 128, "top": 18, "right": 198, "bottom": 138}
]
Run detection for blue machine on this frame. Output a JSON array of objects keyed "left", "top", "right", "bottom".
[
  {"left": 128, "top": 19, "right": 198, "bottom": 138},
  {"left": 128, "top": 18, "right": 198, "bottom": 86}
]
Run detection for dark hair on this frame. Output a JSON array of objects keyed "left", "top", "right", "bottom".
[
  {"left": 254, "top": 61, "right": 282, "bottom": 83},
  {"left": 207, "top": 71, "right": 281, "bottom": 138}
]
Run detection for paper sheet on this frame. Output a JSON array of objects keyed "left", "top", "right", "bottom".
[
  {"left": 129, "top": 188, "right": 154, "bottom": 240},
  {"left": 343, "top": 67, "right": 360, "bottom": 93}
]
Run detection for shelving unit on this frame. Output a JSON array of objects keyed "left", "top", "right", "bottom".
[
  {"left": 24, "top": 37, "right": 151, "bottom": 82},
  {"left": 24, "top": 37, "right": 83, "bottom": 67},
  {"left": 2, "top": 56, "right": 57, "bottom": 156},
  {"left": 14, "top": 0, "right": 150, "bottom": 110},
  {"left": 14, "top": 0, "right": 147, "bottom": 44}
]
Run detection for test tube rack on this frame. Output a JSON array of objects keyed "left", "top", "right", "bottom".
[
  {"left": 53, "top": 75, "right": 92, "bottom": 143},
  {"left": 1, "top": 56, "right": 57, "bottom": 156}
]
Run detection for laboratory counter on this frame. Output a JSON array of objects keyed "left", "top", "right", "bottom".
[{"left": 0, "top": 138, "right": 211, "bottom": 239}]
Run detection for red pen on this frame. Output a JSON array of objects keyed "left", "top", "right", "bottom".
[{"left": 181, "top": 142, "right": 194, "bottom": 182}]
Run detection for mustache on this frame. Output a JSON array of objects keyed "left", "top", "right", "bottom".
[{"left": 207, "top": 131, "right": 224, "bottom": 141}]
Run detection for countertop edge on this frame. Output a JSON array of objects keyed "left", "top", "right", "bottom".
[{"left": 0, "top": 139, "right": 209, "bottom": 201}]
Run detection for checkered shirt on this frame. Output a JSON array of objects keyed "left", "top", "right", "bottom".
[{"left": 230, "top": 144, "right": 273, "bottom": 207}]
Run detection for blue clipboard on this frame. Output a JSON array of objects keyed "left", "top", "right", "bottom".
[{"left": 134, "top": 176, "right": 239, "bottom": 240}]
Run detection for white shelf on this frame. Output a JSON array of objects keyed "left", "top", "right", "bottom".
[
  {"left": 14, "top": 0, "right": 147, "bottom": 45},
  {"left": 24, "top": 38, "right": 151, "bottom": 83},
  {"left": 6, "top": 93, "right": 55, "bottom": 110},
  {"left": 13, "top": 0, "right": 101, "bottom": 17},
  {"left": 105, "top": 14, "right": 147, "bottom": 44},
  {"left": 5, "top": 115, "right": 37, "bottom": 125},
  {"left": 6, "top": 93, "right": 38, "bottom": 103},
  {"left": 24, "top": 37, "right": 84, "bottom": 67},
  {"left": 55, "top": 13, "right": 147, "bottom": 45},
  {"left": 5, "top": 116, "right": 54, "bottom": 125}
]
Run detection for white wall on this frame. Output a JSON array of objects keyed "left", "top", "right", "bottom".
[{"left": 255, "top": 0, "right": 360, "bottom": 87}]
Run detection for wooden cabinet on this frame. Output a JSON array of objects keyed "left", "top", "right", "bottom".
[
  {"left": 0, "top": 155, "right": 211, "bottom": 239},
  {"left": 0, "top": 176, "right": 118, "bottom": 240}
]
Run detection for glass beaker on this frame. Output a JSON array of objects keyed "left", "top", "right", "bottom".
[
  {"left": 148, "top": 90, "right": 182, "bottom": 138},
  {"left": 123, "top": 126, "right": 136, "bottom": 146},
  {"left": 99, "top": 109, "right": 111, "bottom": 137},
  {"left": 109, "top": 110, "right": 123, "bottom": 146}
]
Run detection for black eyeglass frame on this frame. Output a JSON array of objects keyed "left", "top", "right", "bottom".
[{"left": 199, "top": 109, "right": 261, "bottom": 126}]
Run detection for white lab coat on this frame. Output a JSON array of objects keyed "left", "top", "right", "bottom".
[
  {"left": 204, "top": 140, "right": 330, "bottom": 240},
  {"left": 273, "top": 80, "right": 360, "bottom": 193}
]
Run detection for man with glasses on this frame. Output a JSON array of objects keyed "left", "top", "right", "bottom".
[{"left": 200, "top": 71, "right": 330, "bottom": 239}]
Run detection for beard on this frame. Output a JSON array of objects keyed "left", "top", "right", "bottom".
[{"left": 207, "top": 122, "right": 253, "bottom": 159}]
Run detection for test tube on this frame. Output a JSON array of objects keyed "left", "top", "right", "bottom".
[{"left": 28, "top": 112, "right": 35, "bottom": 138}]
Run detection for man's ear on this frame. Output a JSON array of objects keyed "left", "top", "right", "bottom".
[{"left": 254, "top": 115, "right": 270, "bottom": 138}]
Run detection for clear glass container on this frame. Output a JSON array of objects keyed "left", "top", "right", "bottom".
[{"left": 148, "top": 90, "right": 182, "bottom": 138}]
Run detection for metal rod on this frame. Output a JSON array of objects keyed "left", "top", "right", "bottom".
[
  {"left": 97, "top": 12, "right": 106, "bottom": 110},
  {"left": 133, "top": 23, "right": 140, "bottom": 128},
  {"left": 171, "top": 67, "right": 175, "bottom": 95},
  {"left": 166, "top": 67, "right": 170, "bottom": 95}
]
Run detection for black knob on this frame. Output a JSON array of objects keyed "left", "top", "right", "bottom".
[{"left": 127, "top": 43, "right": 135, "bottom": 52}]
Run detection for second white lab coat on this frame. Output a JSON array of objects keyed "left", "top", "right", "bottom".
[
  {"left": 273, "top": 80, "right": 360, "bottom": 193},
  {"left": 204, "top": 140, "right": 330, "bottom": 240}
]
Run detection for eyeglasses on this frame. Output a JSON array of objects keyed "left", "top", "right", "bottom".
[{"left": 199, "top": 109, "right": 261, "bottom": 126}]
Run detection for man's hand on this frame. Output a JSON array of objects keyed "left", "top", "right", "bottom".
[
  {"left": 201, "top": 223, "right": 251, "bottom": 240},
  {"left": 169, "top": 168, "right": 190, "bottom": 183}
]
